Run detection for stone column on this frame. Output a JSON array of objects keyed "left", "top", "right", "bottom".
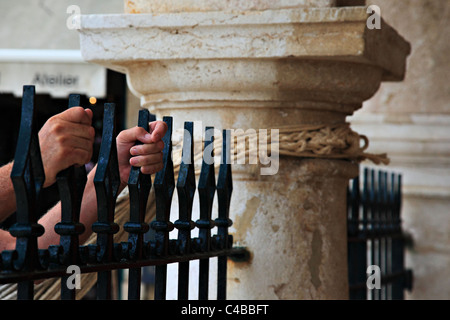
[{"left": 78, "top": 0, "right": 410, "bottom": 299}]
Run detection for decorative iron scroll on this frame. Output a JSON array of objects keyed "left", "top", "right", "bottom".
[{"left": 0, "top": 86, "right": 245, "bottom": 300}]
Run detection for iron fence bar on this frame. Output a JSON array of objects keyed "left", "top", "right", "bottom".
[
  {"left": 386, "top": 172, "right": 396, "bottom": 299},
  {"left": 391, "top": 174, "right": 406, "bottom": 299},
  {"left": 347, "top": 174, "right": 367, "bottom": 300},
  {"left": 347, "top": 175, "right": 359, "bottom": 237},
  {"left": 362, "top": 168, "right": 370, "bottom": 235},
  {"left": 348, "top": 168, "right": 413, "bottom": 300},
  {"left": 55, "top": 94, "right": 88, "bottom": 300},
  {"left": 124, "top": 109, "right": 153, "bottom": 300},
  {"left": 216, "top": 129, "right": 233, "bottom": 300},
  {"left": 377, "top": 171, "right": 386, "bottom": 299},
  {"left": 368, "top": 169, "right": 379, "bottom": 300},
  {"left": 196, "top": 127, "right": 216, "bottom": 300},
  {"left": 362, "top": 168, "right": 370, "bottom": 299},
  {"left": 151, "top": 116, "right": 175, "bottom": 300},
  {"left": 92, "top": 103, "right": 121, "bottom": 300},
  {"left": 7, "top": 86, "right": 46, "bottom": 300},
  {"left": 174, "top": 122, "right": 196, "bottom": 300},
  {"left": 387, "top": 172, "right": 398, "bottom": 299},
  {"left": 384, "top": 171, "right": 392, "bottom": 299}
]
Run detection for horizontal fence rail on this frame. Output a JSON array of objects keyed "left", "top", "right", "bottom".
[
  {"left": 0, "top": 86, "right": 246, "bottom": 300},
  {"left": 347, "top": 167, "right": 413, "bottom": 300}
]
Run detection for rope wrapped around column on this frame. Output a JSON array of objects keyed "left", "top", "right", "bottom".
[
  {"left": 169, "top": 122, "right": 389, "bottom": 167},
  {"left": 277, "top": 123, "right": 388, "bottom": 165}
]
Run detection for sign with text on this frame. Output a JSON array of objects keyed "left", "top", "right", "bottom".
[{"left": 0, "top": 62, "right": 106, "bottom": 98}]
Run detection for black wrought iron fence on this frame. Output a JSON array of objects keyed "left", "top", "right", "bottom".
[
  {"left": 0, "top": 85, "right": 245, "bottom": 300},
  {"left": 347, "top": 167, "right": 413, "bottom": 300}
]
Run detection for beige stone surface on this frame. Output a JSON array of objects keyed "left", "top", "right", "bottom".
[
  {"left": 402, "top": 196, "right": 450, "bottom": 300},
  {"left": 79, "top": 6, "right": 410, "bottom": 128},
  {"left": 349, "top": 0, "right": 450, "bottom": 300},
  {"left": 362, "top": 0, "right": 450, "bottom": 115},
  {"left": 124, "top": 0, "right": 336, "bottom": 14},
  {"left": 126, "top": 60, "right": 385, "bottom": 126},
  {"left": 80, "top": 7, "right": 410, "bottom": 82},
  {"left": 79, "top": 4, "right": 410, "bottom": 300},
  {"left": 228, "top": 159, "right": 357, "bottom": 299}
]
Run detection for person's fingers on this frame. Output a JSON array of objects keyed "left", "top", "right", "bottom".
[
  {"left": 54, "top": 135, "right": 94, "bottom": 167},
  {"left": 140, "top": 163, "right": 164, "bottom": 175},
  {"left": 61, "top": 134, "right": 94, "bottom": 151},
  {"left": 51, "top": 122, "right": 95, "bottom": 141},
  {"left": 84, "top": 108, "right": 93, "bottom": 121},
  {"left": 117, "top": 126, "right": 152, "bottom": 145},
  {"left": 117, "top": 121, "right": 167, "bottom": 147},
  {"left": 129, "top": 152, "right": 163, "bottom": 167},
  {"left": 57, "top": 107, "right": 93, "bottom": 125},
  {"left": 41, "top": 137, "right": 93, "bottom": 187},
  {"left": 66, "top": 147, "right": 93, "bottom": 166},
  {"left": 149, "top": 121, "right": 168, "bottom": 142},
  {"left": 130, "top": 140, "right": 164, "bottom": 156}
]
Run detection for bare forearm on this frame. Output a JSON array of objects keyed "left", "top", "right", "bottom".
[
  {"left": 37, "top": 167, "right": 98, "bottom": 248},
  {"left": 0, "top": 229, "right": 15, "bottom": 251},
  {"left": 0, "top": 162, "right": 17, "bottom": 223},
  {"left": 78, "top": 167, "right": 99, "bottom": 245}
]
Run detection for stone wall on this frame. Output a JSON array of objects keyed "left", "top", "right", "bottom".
[{"left": 351, "top": 0, "right": 450, "bottom": 299}]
